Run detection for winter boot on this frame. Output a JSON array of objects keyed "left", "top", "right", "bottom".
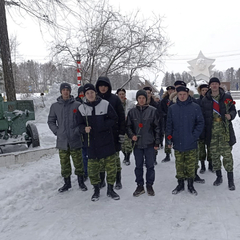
[
  {"left": 107, "top": 184, "right": 120, "bottom": 200},
  {"left": 227, "top": 172, "right": 235, "bottom": 191},
  {"left": 161, "top": 153, "right": 170, "bottom": 163},
  {"left": 187, "top": 178, "right": 198, "bottom": 195},
  {"left": 133, "top": 185, "right": 145, "bottom": 197},
  {"left": 58, "top": 176, "right": 71, "bottom": 192},
  {"left": 77, "top": 175, "right": 88, "bottom": 191},
  {"left": 99, "top": 172, "right": 106, "bottom": 189},
  {"left": 200, "top": 160, "right": 206, "bottom": 174},
  {"left": 146, "top": 184, "right": 155, "bottom": 196},
  {"left": 172, "top": 179, "right": 185, "bottom": 194},
  {"left": 91, "top": 184, "right": 100, "bottom": 201},
  {"left": 125, "top": 153, "right": 131, "bottom": 166},
  {"left": 213, "top": 170, "right": 223, "bottom": 186},
  {"left": 208, "top": 161, "right": 214, "bottom": 172},
  {"left": 122, "top": 152, "right": 127, "bottom": 164},
  {"left": 115, "top": 171, "right": 122, "bottom": 190},
  {"left": 194, "top": 169, "right": 205, "bottom": 183}
]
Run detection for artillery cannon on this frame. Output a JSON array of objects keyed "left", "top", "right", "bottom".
[{"left": 0, "top": 94, "right": 40, "bottom": 153}]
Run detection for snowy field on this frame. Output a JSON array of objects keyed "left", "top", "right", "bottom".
[{"left": 1, "top": 85, "right": 240, "bottom": 240}]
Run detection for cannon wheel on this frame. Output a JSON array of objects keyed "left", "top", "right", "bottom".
[{"left": 26, "top": 123, "right": 40, "bottom": 148}]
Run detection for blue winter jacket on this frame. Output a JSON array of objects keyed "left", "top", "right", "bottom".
[{"left": 166, "top": 96, "right": 204, "bottom": 152}]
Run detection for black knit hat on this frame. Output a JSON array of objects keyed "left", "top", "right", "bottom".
[
  {"left": 136, "top": 89, "right": 147, "bottom": 101},
  {"left": 209, "top": 77, "right": 220, "bottom": 85},
  {"left": 166, "top": 86, "right": 175, "bottom": 90},
  {"left": 60, "top": 83, "right": 71, "bottom": 93},
  {"left": 176, "top": 86, "right": 189, "bottom": 93},
  {"left": 174, "top": 81, "right": 186, "bottom": 87},
  {"left": 116, "top": 88, "right": 126, "bottom": 94},
  {"left": 83, "top": 83, "right": 96, "bottom": 95},
  {"left": 78, "top": 86, "right": 84, "bottom": 95}
]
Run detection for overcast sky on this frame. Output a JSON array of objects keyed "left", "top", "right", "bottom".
[{"left": 6, "top": 0, "right": 240, "bottom": 82}]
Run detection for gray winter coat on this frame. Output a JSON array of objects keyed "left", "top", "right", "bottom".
[{"left": 47, "top": 95, "right": 82, "bottom": 150}]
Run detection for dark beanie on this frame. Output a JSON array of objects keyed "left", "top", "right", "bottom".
[
  {"left": 209, "top": 77, "right": 220, "bottom": 85},
  {"left": 143, "top": 86, "right": 152, "bottom": 92},
  {"left": 60, "top": 83, "right": 71, "bottom": 93},
  {"left": 116, "top": 88, "right": 126, "bottom": 94},
  {"left": 136, "top": 89, "right": 147, "bottom": 101},
  {"left": 174, "top": 80, "right": 186, "bottom": 87},
  {"left": 176, "top": 86, "right": 189, "bottom": 93},
  {"left": 166, "top": 86, "right": 175, "bottom": 90},
  {"left": 83, "top": 83, "right": 96, "bottom": 95},
  {"left": 78, "top": 86, "right": 84, "bottom": 95}
]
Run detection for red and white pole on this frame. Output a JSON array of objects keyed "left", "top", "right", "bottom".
[{"left": 76, "top": 52, "right": 81, "bottom": 86}]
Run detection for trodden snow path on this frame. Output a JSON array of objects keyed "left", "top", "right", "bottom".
[{"left": 0, "top": 148, "right": 240, "bottom": 240}]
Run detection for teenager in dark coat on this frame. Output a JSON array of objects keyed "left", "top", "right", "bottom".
[
  {"left": 78, "top": 83, "right": 120, "bottom": 201},
  {"left": 95, "top": 76, "right": 125, "bottom": 190}
]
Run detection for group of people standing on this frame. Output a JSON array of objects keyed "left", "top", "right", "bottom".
[{"left": 47, "top": 76, "right": 237, "bottom": 201}]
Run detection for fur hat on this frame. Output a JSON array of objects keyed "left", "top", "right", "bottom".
[
  {"left": 174, "top": 81, "right": 186, "bottom": 87},
  {"left": 136, "top": 89, "right": 147, "bottom": 101},
  {"left": 209, "top": 77, "right": 220, "bottom": 85},
  {"left": 60, "top": 83, "right": 71, "bottom": 93},
  {"left": 176, "top": 86, "right": 189, "bottom": 93},
  {"left": 83, "top": 83, "right": 96, "bottom": 95}
]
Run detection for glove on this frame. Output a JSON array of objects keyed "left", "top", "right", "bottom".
[{"left": 119, "top": 134, "right": 125, "bottom": 144}]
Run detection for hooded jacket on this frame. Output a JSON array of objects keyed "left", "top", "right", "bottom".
[
  {"left": 95, "top": 77, "right": 125, "bottom": 151},
  {"left": 166, "top": 96, "right": 204, "bottom": 152},
  {"left": 47, "top": 95, "right": 82, "bottom": 150},
  {"left": 78, "top": 96, "right": 118, "bottom": 159},
  {"left": 201, "top": 87, "right": 236, "bottom": 146}
]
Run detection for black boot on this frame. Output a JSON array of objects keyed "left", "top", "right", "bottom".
[
  {"left": 115, "top": 171, "right": 122, "bottom": 190},
  {"left": 146, "top": 184, "right": 155, "bottom": 196},
  {"left": 208, "top": 161, "right": 214, "bottom": 172},
  {"left": 194, "top": 169, "right": 205, "bottom": 183},
  {"left": 213, "top": 170, "right": 223, "bottom": 186},
  {"left": 172, "top": 179, "right": 185, "bottom": 194},
  {"left": 99, "top": 172, "right": 106, "bottom": 189},
  {"left": 227, "top": 172, "right": 235, "bottom": 191},
  {"left": 200, "top": 161, "right": 206, "bottom": 174},
  {"left": 58, "top": 176, "right": 71, "bottom": 192},
  {"left": 77, "top": 175, "right": 88, "bottom": 191},
  {"left": 161, "top": 153, "right": 170, "bottom": 163},
  {"left": 107, "top": 184, "right": 120, "bottom": 200},
  {"left": 187, "top": 178, "right": 198, "bottom": 195},
  {"left": 125, "top": 153, "right": 131, "bottom": 166},
  {"left": 91, "top": 184, "right": 100, "bottom": 201}
]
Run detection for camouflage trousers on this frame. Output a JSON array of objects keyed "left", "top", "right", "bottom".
[
  {"left": 198, "top": 140, "right": 212, "bottom": 162},
  {"left": 121, "top": 134, "right": 132, "bottom": 154},
  {"left": 210, "top": 122, "right": 233, "bottom": 172},
  {"left": 59, "top": 148, "right": 84, "bottom": 178},
  {"left": 88, "top": 154, "right": 117, "bottom": 185},
  {"left": 100, "top": 152, "right": 122, "bottom": 172},
  {"left": 174, "top": 149, "right": 196, "bottom": 179},
  {"left": 164, "top": 135, "right": 171, "bottom": 154}
]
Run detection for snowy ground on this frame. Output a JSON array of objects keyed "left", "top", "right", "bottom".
[{"left": 1, "top": 86, "right": 240, "bottom": 240}]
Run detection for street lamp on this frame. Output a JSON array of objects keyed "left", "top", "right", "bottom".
[{"left": 75, "top": 52, "right": 81, "bottom": 87}]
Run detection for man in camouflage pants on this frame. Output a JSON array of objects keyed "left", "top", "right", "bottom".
[
  {"left": 201, "top": 77, "right": 236, "bottom": 191},
  {"left": 48, "top": 83, "right": 87, "bottom": 193},
  {"left": 166, "top": 86, "right": 204, "bottom": 195}
]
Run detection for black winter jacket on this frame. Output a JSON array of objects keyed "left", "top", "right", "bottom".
[
  {"left": 126, "top": 104, "right": 160, "bottom": 148},
  {"left": 96, "top": 77, "right": 125, "bottom": 151},
  {"left": 78, "top": 97, "right": 118, "bottom": 159},
  {"left": 201, "top": 87, "right": 236, "bottom": 146}
]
